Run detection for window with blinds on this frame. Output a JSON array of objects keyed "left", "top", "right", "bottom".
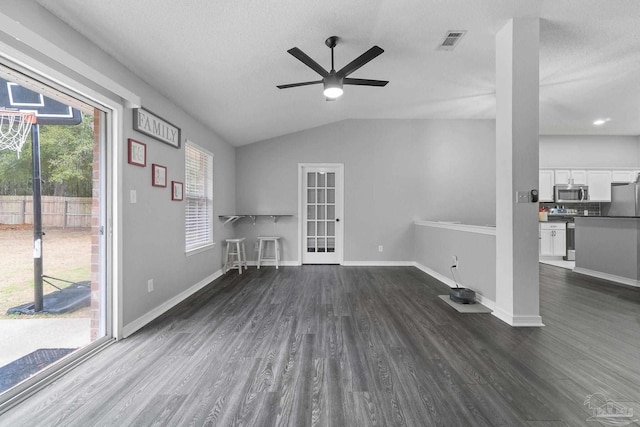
[{"left": 185, "top": 141, "right": 213, "bottom": 252}]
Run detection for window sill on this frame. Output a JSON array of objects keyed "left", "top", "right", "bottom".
[{"left": 186, "top": 242, "right": 215, "bottom": 257}]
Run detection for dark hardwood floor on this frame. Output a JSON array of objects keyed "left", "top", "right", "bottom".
[{"left": 2, "top": 264, "right": 639, "bottom": 426}]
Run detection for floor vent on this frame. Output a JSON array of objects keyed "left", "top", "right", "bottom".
[{"left": 438, "top": 31, "right": 466, "bottom": 51}]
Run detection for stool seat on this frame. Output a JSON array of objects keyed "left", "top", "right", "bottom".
[
  {"left": 224, "top": 238, "right": 248, "bottom": 274},
  {"left": 257, "top": 236, "right": 281, "bottom": 269}
]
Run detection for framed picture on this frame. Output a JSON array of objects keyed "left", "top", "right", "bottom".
[
  {"left": 171, "top": 181, "right": 184, "bottom": 201},
  {"left": 127, "top": 138, "right": 146, "bottom": 167},
  {"left": 152, "top": 164, "right": 167, "bottom": 187}
]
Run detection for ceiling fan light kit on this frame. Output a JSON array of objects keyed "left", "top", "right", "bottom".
[
  {"left": 277, "top": 35, "right": 388, "bottom": 100},
  {"left": 323, "top": 74, "right": 343, "bottom": 99}
]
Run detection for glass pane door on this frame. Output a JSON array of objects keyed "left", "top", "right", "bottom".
[{"left": 302, "top": 165, "right": 342, "bottom": 264}]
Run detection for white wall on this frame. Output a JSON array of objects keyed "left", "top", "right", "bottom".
[
  {"left": 235, "top": 119, "right": 496, "bottom": 263},
  {"left": 0, "top": 2, "right": 237, "bottom": 330},
  {"left": 540, "top": 135, "right": 640, "bottom": 168}
]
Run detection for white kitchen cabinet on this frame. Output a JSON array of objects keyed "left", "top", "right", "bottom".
[
  {"left": 538, "top": 170, "right": 555, "bottom": 202},
  {"left": 587, "top": 170, "right": 612, "bottom": 201},
  {"left": 554, "top": 170, "right": 570, "bottom": 185},
  {"left": 612, "top": 170, "right": 635, "bottom": 182},
  {"left": 555, "top": 169, "right": 587, "bottom": 185},
  {"left": 539, "top": 223, "right": 566, "bottom": 257}
]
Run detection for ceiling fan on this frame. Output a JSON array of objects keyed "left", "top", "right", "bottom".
[{"left": 277, "top": 36, "right": 389, "bottom": 100}]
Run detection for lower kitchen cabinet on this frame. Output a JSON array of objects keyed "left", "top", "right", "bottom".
[{"left": 539, "top": 222, "right": 566, "bottom": 257}]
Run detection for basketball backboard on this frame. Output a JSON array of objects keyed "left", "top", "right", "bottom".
[{"left": 0, "top": 77, "right": 82, "bottom": 125}]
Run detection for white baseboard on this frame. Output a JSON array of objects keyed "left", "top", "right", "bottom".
[
  {"left": 121, "top": 269, "right": 223, "bottom": 338},
  {"left": 413, "top": 262, "right": 497, "bottom": 311},
  {"left": 341, "top": 261, "right": 415, "bottom": 267},
  {"left": 573, "top": 267, "right": 640, "bottom": 288},
  {"left": 491, "top": 307, "right": 545, "bottom": 327},
  {"left": 245, "top": 260, "right": 301, "bottom": 267}
]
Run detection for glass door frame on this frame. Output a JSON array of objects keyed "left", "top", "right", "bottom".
[
  {"left": 298, "top": 163, "right": 344, "bottom": 265},
  {"left": 0, "top": 54, "right": 122, "bottom": 413}
]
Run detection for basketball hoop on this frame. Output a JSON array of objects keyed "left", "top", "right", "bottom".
[{"left": 0, "top": 109, "right": 36, "bottom": 157}]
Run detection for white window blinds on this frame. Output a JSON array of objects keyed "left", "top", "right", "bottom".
[{"left": 185, "top": 141, "right": 213, "bottom": 251}]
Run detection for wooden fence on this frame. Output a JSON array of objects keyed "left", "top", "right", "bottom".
[{"left": 0, "top": 196, "right": 92, "bottom": 228}]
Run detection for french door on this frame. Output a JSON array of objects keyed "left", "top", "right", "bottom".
[{"left": 300, "top": 164, "right": 343, "bottom": 264}]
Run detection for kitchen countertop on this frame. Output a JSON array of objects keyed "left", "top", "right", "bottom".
[{"left": 575, "top": 216, "right": 640, "bottom": 219}]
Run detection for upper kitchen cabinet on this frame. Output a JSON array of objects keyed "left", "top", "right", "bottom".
[
  {"left": 611, "top": 170, "right": 638, "bottom": 182},
  {"left": 539, "top": 170, "right": 555, "bottom": 202},
  {"left": 555, "top": 169, "right": 587, "bottom": 185},
  {"left": 587, "top": 170, "right": 612, "bottom": 201}
]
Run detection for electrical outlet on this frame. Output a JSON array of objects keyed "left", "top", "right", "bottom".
[
  {"left": 378, "top": 245, "right": 383, "bottom": 252},
  {"left": 130, "top": 189, "right": 137, "bottom": 204},
  {"left": 451, "top": 255, "right": 458, "bottom": 269},
  {"left": 147, "top": 279, "right": 154, "bottom": 292},
  {"left": 254, "top": 242, "right": 259, "bottom": 251}
]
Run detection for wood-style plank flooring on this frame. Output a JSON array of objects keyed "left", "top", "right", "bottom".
[{"left": 2, "top": 265, "right": 639, "bottom": 426}]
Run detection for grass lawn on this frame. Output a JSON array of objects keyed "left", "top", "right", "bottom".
[{"left": 0, "top": 225, "right": 91, "bottom": 319}]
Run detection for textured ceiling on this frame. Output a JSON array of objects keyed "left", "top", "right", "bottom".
[{"left": 35, "top": 0, "right": 640, "bottom": 146}]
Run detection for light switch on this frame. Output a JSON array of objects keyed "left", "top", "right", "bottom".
[
  {"left": 516, "top": 191, "right": 529, "bottom": 204},
  {"left": 130, "top": 189, "right": 137, "bottom": 204}
]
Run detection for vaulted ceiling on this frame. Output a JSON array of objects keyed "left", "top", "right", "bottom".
[{"left": 36, "top": 0, "right": 640, "bottom": 146}]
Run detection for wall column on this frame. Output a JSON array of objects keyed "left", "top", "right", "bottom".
[{"left": 494, "top": 18, "right": 543, "bottom": 327}]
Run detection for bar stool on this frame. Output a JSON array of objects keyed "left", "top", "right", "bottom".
[
  {"left": 257, "top": 236, "right": 281, "bottom": 269},
  {"left": 224, "top": 238, "right": 247, "bottom": 274}
]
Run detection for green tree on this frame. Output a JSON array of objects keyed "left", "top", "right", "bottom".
[{"left": 0, "top": 113, "right": 94, "bottom": 197}]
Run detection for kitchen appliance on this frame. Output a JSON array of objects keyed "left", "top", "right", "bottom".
[
  {"left": 449, "top": 261, "right": 476, "bottom": 304},
  {"left": 554, "top": 184, "right": 589, "bottom": 203},
  {"left": 564, "top": 222, "right": 575, "bottom": 261},
  {"left": 603, "top": 180, "right": 640, "bottom": 216}
]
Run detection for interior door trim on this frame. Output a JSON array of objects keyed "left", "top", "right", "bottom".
[{"left": 298, "top": 163, "right": 344, "bottom": 265}]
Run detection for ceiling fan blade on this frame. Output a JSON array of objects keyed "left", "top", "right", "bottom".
[
  {"left": 336, "top": 46, "right": 384, "bottom": 78},
  {"left": 277, "top": 80, "right": 323, "bottom": 89},
  {"left": 343, "top": 78, "right": 389, "bottom": 87},
  {"left": 287, "top": 47, "right": 329, "bottom": 77},
  {"left": 325, "top": 97, "right": 336, "bottom": 102}
]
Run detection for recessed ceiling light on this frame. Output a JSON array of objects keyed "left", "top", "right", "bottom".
[{"left": 593, "top": 118, "right": 610, "bottom": 126}]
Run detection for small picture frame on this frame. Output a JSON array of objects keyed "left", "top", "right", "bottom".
[
  {"left": 171, "top": 181, "right": 183, "bottom": 201},
  {"left": 152, "top": 164, "right": 167, "bottom": 187},
  {"left": 128, "top": 138, "right": 146, "bottom": 167}
]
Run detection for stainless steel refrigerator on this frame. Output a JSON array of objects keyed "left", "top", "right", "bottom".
[{"left": 603, "top": 181, "right": 640, "bottom": 216}]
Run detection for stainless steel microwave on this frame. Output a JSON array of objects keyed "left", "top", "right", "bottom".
[{"left": 554, "top": 184, "right": 589, "bottom": 202}]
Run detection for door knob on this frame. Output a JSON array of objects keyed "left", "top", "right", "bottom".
[{"left": 336, "top": 218, "right": 340, "bottom": 222}]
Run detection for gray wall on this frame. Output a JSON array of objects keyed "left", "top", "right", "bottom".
[
  {"left": 235, "top": 119, "right": 496, "bottom": 262},
  {"left": 122, "top": 94, "right": 236, "bottom": 325},
  {"left": 540, "top": 135, "right": 640, "bottom": 168},
  {"left": 575, "top": 217, "right": 640, "bottom": 281},
  {"left": 414, "top": 223, "right": 496, "bottom": 302}
]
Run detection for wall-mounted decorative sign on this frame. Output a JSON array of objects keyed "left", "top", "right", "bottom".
[
  {"left": 152, "top": 164, "right": 167, "bottom": 187},
  {"left": 171, "top": 181, "right": 184, "bottom": 201},
  {"left": 133, "top": 107, "right": 181, "bottom": 148},
  {"left": 127, "top": 138, "right": 147, "bottom": 167}
]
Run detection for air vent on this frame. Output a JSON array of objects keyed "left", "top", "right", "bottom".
[{"left": 438, "top": 30, "right": 467, "bottom": 51}]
